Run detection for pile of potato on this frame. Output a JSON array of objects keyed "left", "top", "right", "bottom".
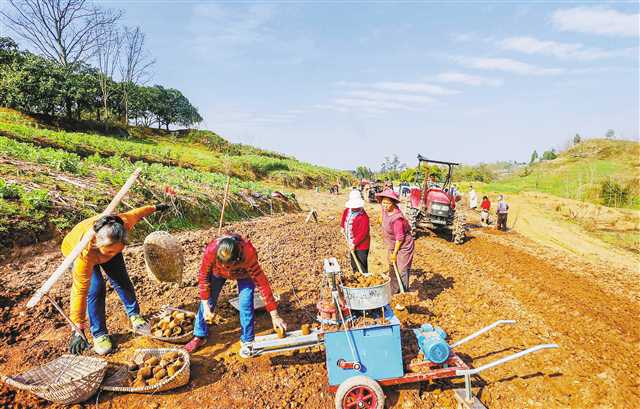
[
  {"left": 128, "top": 351, "right": 185, "bottom": 388},
  {"left": 342, "top": 273, "right": 387, "bottom": 288},
  {"left": 151, "top": 310, "right": 194, "bottom": 338}
]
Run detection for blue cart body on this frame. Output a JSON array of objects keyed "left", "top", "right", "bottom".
[{"left": 324, "top": 306, "right": 404, "bottom": 386}]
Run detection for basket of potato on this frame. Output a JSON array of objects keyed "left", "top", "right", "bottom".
[
  {"left": 145, "top": 306, "right": 195, "bottom": 344},
  {"left": 102, "top": 349, "right": 190, "bottom": 393}
]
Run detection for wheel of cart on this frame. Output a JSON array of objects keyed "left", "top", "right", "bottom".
[{"left": 335, "top": 375, "right": 385, "bottom": 409}]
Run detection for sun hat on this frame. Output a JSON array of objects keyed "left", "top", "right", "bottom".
[
  {"left": 345, "top": 190, "right": 365, "bottom": 209},
  {"left": 376, "top": 189, "right": 400, "bottom": 203}
]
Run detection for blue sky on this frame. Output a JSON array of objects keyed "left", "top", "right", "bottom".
[{"left": 7, "top": 1, "right": 640, "bottom": 169}]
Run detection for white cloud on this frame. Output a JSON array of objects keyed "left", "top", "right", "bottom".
[
  {"left": 435, "top": 72, "right": 503, "bottom": 87},
  {"left": 372, "top": 81, "right": 459, "bottom": 96},
  {"left": 499, "top": 36, "right": 635, "bottom": 60},
  {"left": 456, "top": 57, "right": 565, "bottom": 76},
  {"left": 551, "top": 7, "right": 639, "bottom": 37},
  {"left": 346, "top": 90, "right": 436, "bottom": 105}
]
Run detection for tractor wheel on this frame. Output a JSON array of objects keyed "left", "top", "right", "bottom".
[
  {"left": 406, "top": 208, "right": 419, "bottom": 238},
  {"left": 335, "top": 376, "right": 385, "bottom": 409},
  {"left": 452, "top": 208, "right": 466, "bottom": 244}
]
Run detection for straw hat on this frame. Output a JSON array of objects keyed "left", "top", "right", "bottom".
[
  {"left": 345, "top": 190, "right": 365, "bottom": 209},
  {"left": 375, "top": 189, "right": 400, "bottom": 203}
]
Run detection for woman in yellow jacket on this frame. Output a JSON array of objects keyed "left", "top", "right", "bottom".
[{"left": 64, "top": 203, "right": 169, "bottom": 355}]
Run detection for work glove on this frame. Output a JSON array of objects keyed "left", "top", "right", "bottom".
[
  {"left": 68, "top": 330, "right": 89, "bottom": 355},
  {"left": 154, "top": 203, "right": 170, "bottom": 212},
  {"left": 201, "top": 300, "right": 215, "bottom": 323},
  {"left": 270, "top": 310, "right": 287, "bottom": 333}
]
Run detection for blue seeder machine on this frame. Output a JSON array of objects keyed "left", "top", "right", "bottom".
[{"left": 249, "top": 258, "right": 558, "bottom": 409}]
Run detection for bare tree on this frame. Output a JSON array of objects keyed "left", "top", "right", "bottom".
[
  {"left": 119, "top": 26, "right": 154, "bottom": 124},
  {"left": 1, "top": 0, "right": 122, "bottom": 67},
  {"left": 94, "top": 21, "right": 122, "bottom": 121}
]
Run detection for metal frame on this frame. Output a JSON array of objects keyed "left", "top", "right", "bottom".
[
  {"left": 415, "top": 155, "right": 460, "bottom": 192},
  {"left": 327, "top": 319, "right": 559, "bottom": 403}
]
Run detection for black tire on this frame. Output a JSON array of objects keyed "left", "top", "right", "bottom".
[
  {"left": 406, "top": 207, "right": 419, "bottom": 238},
  {"left": 334, "top": 376, "right": 385, "bottom": 409},
  {"left": 452, "top": 207, "right": 466, "bottom": 244}
]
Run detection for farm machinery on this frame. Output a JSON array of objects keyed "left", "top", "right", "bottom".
[
  {"left": 406, "top": 155, "right": 465, "bottom": 243},
  {"left": 246, "top": 258, "right": 558, "bottom": 409}
]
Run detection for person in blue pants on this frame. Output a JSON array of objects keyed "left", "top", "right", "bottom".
[
  {"left": 192, "top": 276, "right": 257, "bottom": 346},
  {"left": 185, "top": 234, "right": 286, "bottom": 357},
  {"left": 87, "top": 252, "right": 142, "bottom": 340}
]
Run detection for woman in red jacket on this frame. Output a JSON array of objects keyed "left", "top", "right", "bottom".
[
  {"left": 480, "top": 195, "right": 491, "bottom": 225},
  {"left": 341, "top": 190, "right": 370, "bottom": 274},
  {"left": 184, "top": 234, "right": 287, "bottom": 357}
]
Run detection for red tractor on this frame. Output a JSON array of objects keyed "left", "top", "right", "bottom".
[{"left": 405, "top": 155, "right": 465, "bottom": 244}]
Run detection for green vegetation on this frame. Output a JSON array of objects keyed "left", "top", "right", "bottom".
[
  {"left": 0, "top": 36, "right": 201, "bottom": 128},
  {"left": 0, "top": 109, "right": 348, "bottom": 187},
  {"left": 0, "top": 106, "right": 343, "bottom": 258},
  {"left": 486, "top": 139, "right": 640, "bottom": 209}
]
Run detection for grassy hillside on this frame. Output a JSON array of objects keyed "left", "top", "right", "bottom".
[
  {"left": 0, "top": 108, "right": 345, "bottom": 259},
  {"left": 0, "top": 109, "right": 348, "bottom": 187},
  {"left": 485, "top": 139, "right": 640, "bottom": 209}
]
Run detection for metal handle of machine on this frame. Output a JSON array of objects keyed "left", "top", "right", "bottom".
[
  {"left": 456, "top": 343, "right": 559, "bottom": 376},
  {"left": 450, "top": 319, "right": 516, "bottom": 349},
  {"left": 337, "top": 359, "right": 362, "bottom": 371},
  {"left": 456, "top": 343, "right": 559, "bottom": 402}
]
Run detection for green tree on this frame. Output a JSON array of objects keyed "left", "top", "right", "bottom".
[
  {"left": 355, "top": 166, "right": 373, "bottom": 180},
  {"left": 605, "top": 129, "right": 615, "bottom": 139},
  {"left": 529, "top": 150, "right": 538, "bottom": 164},
  {"left": 541, "top": 149, "right": 557, "bottom": 161}
]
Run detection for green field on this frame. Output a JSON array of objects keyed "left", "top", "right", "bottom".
[
  {"left": 485, "top": 139, "right": 640, "bottom": 209},
  {"left": 0, "top": 108, "right": 341, "bottom": 258}
]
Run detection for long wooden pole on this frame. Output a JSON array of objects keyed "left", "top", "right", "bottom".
[
  {"left": 27, "top": 168, "right": 142, "bottom": 308},
  {"left": 343, "top": 232, "right": 367, "bottom": 276},
  {"left": 392, "top": 262, "right": 406, "bottom": 293},
  {"left": 218, "top": 175, "right": 231, "bottom": 235}
]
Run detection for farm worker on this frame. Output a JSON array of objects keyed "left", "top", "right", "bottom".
[
  {"left": 496, "top": 195, "right": 509, "bottom": 231},
  {"left": 480, "top": 196, "right": 491, "bottom": 224},
  {"left": 341, "top": 190, "right": 371, "bottom": 275},
  {"left": 64, "top": 203, "right": 170, "bottom": 355},
  {"left": 468, "top": 186, "right": 478, "bottom": 210},
  {"left": 184, "top": 234, "right": 287, "bottom": 357},
  {"left": 376, "top": 189, "right": 415, "bottom": 294}
]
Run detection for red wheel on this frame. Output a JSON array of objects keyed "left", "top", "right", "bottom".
[{"left": 335, "top": 376, "right": 384, "bottom": 409}]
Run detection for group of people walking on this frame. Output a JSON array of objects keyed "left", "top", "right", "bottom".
[
  {"left": 341, "top": 188, "right": 415, "bottom": 294},
  {"left": 468, "top": 186, "right": 510, "bottom": 231}
]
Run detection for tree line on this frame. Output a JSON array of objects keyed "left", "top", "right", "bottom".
[{"left": 0, "top": 0, "right": 202, "bottom": 130}]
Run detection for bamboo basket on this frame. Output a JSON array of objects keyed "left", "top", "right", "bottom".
[
  {"left": 143, "top": 231, "right": 184, "bottom": 283},
  {"left": 135, "top": 306, "right": 195, "bottom": 344},
  {"left": 101, "top": 348, "right": 190, "bottom": 393},
  {"left": 1, "top": 355, "right": 107, "bottom": 404}
]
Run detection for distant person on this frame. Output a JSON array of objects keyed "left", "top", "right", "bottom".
[
  {"left": 480, "top": 195, "right": 491, "bottom": 225},
  {"left": 376, "top": 189, "right": 415, "bottom": 294},
  {"left": 496, "top": 195, "right": 509, "bottom": 231},
  {"left": 468, "top": 186, "right": 478, "bottom": 210},
  {"left": 341, "top": 190, "right": 370, "bottom": 275}
]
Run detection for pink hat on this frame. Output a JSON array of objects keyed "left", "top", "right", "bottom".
[{"left": 376, "top": 189, "right": 400, "bottom": 203}]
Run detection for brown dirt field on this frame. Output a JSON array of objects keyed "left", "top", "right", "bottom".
[{"left": 1, "top": 190, "right": 639, "bottom": 408}]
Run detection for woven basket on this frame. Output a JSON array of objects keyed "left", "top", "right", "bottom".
[
  {"left": 143, "top": 231, "right": 184, "bottom": 283},
  {"left": 135, "top": 306, "right": 195, "bottom": 344},
  {"left": 1, "top": 355, "right": 107, "bottom": 404},
  {"left": 101, "top": 348, "right": 190, "bottom": 393}
]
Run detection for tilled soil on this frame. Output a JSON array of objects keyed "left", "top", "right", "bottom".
[{"left": 1, "top": 192, "right": 639, "bottom": 408}]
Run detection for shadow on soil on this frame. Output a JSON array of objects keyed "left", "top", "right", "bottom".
[{"left": 411, "top": 270, "right": 455, "bottom": 301}]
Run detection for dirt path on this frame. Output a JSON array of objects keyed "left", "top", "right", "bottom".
[{"left": 1, "top": 190, "right": 639, "bottom": 408}]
